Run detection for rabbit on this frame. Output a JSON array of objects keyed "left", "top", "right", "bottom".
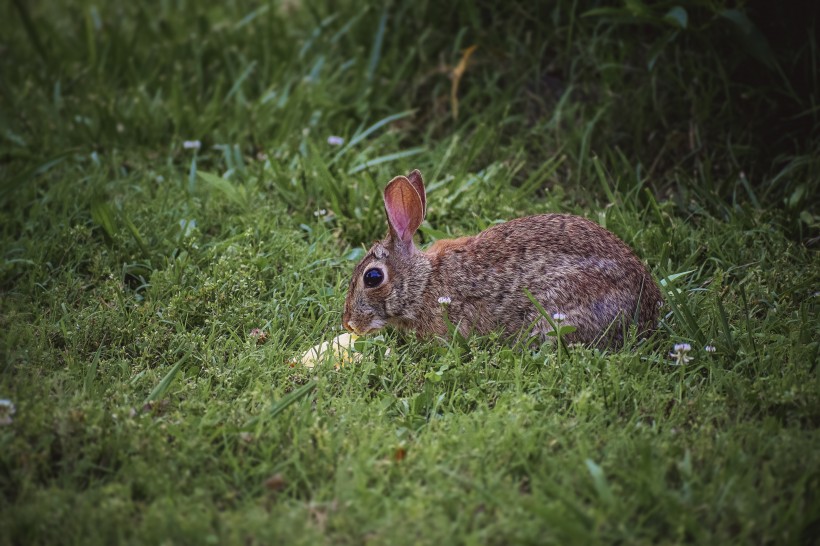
[{"left": 342, "top": 169, "right": 663, "bottom": 348}]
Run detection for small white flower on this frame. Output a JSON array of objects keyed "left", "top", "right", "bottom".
[
  {"left": 552, "top": 312, "right": 567, "bottom": 321},
  {"left": 0, "top": 399, "right": 16, "bottom": 426},
  {"left": 669, "top": 343, "right": 693, "bottom": 365},
  {"left": 437, "top": 296, "right": 452, "bottom": 305},
  {"left": 705, "top": 345, "right": 717, "bottom": 353},
  {"left": 183, "top": 140, "right": 201, "bottom": 150},
  {"left": 327, "top": 135, "right": 344, "bottom": 146},
  {"left": 313, "top": 209, "right": 327, "bottom": 217}
]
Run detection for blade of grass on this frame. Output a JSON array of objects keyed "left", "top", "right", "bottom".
[
  {"left": 224, "top": 61, "right": 257, "bottom": 105},
  {"left": 738, "top": 284, "right": 760, "bottom": 361},
  {"left": 143, "top": 351, "right": 189, "bottom": 405},
  {"left": 11, "top": 0, "right": 49, "bottom": 65},
  {"left": 90, "top": 200, "right": 117, "bottom": 241},
  {"left": 83, "top": 343, "right": 103, "bottom": 395},
  {"left": 329, "top": 109, "right": 417, "bottom": 165},
  {"left": 269, "top": 380, "right": 317, "bottom": 419},
  {"left": 664, "top": 278, "right": 708, "bottom": 346},
  {"left": 348, "top": 147, "right": 425, "bottom": 175},
  {"left": 585, "top": 458, "right": 615, "bottom": 507},
  {"left": 513, "top": 153, "right": 566, "bottom": 201},
  {"left": 367, "top": 5, "right": 388, "bottom": 82},
  {"left": 715, "top": 293, "right": 737, "bottom": 355},
  {"left": 198, "top": 171, "right": 249, "bottom": 210},
  {"left": 121, "top": 213, "right": 151, "bottom": 258},
  {"left": 592, "top": 155, "right": 617, "bottom": 204}
]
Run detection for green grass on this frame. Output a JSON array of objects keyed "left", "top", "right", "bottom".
[{"left": 1, "top": 0, "right": 819, "bottom": 544}]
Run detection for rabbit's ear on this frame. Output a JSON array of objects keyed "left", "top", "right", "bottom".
[
  {"left": 384, "top": 175, "right": 423, "bottom": 247},
  {"left": 406, "top": 169, "right": 426, "bottom": 218}
]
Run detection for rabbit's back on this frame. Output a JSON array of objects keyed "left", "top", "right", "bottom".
[{"left": 424, "top": 214, "right": 662, "bottom": 346}]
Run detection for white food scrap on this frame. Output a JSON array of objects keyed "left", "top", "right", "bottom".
[{"left": 300, "top": 333, "right": 360, "bottom": 369}]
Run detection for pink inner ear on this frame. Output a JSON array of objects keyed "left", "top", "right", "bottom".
[
  {"left": 384, "top": 177, "right": 423, "bottom": 245},
  {"left": 388, "top": 207, "right": 412, "bottom": 240}
]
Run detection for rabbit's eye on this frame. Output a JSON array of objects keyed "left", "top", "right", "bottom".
[{"left": 363, "top": 268, "right": 384, "bottom": 288}]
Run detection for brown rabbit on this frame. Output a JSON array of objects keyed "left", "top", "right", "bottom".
[{"left": 343, "top": 170, "right": 663, "bottom": 348}]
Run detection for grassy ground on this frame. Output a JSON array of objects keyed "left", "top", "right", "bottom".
[{"left": 1, "top": 0, "right": 819, "bottom": 544}]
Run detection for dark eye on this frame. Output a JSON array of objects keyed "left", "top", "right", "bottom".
[{"left": 363, "top": 268, "right": 384, "bottom": 288}]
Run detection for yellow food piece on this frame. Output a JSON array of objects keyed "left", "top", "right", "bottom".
[{"left": 300, "top": 333, "right": 360, "bottom": 369}]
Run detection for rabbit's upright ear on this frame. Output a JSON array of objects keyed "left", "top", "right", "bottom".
[
  {"left": 384, "top": 175, "right": 424, "bottom": 248},
  {"left": 406, "top": 169, "right": 426, "bottom": 218}
]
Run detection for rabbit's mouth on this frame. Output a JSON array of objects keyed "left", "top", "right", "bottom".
[{"left": 343, "top": 319, "right": 385, "bottom": 336}]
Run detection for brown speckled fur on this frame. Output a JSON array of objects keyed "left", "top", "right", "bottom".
[{"left": 343, "top": 170, "right": 663, "bottom": 348}]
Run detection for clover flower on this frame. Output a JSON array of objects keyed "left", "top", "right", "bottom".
[
  {"left": 669, "top": 343, "right": 693, "bottom": 365},
  {"left": 437, "top": 296, "right": 452, "bottom": 305},
  {"left": 327, "top": 136, "right": 344, "bottom": 146},
  {"left": 183, "top": 140, "right": 201, "bottom": 150}
]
